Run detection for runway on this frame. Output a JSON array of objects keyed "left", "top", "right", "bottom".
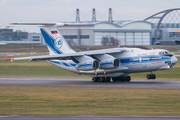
[
  {"left": 0, "top": 116, "right": 180, "bottom": 120},
  {"left": 0, "top": 78, "right": 180, "bottom": 89}
]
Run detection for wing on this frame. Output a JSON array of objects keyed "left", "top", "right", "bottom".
[{"left": 3, "top": 48, "right": 126, "bottom": 62}]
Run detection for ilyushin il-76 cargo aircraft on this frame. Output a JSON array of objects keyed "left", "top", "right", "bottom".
[{"left": 4, "top": 23, "right": 178, "bottom": 82}]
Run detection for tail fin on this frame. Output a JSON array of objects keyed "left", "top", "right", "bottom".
[{"left": 10, "top": 23, "right": 75, "bottom": 55}]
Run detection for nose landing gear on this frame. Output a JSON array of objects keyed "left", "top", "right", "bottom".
[{"left": 147, "top": 72, "right": 156, "bottom": 79}]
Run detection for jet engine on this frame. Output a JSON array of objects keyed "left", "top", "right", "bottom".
[
  {"left": 76, "top": 60, "right": 99, "bottom": 71},
  {"left": 99, "top": 58, "right": 120, "bottom": 69}
]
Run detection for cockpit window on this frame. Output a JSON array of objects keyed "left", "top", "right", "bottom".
[{"left": 158, "top": 51, "right": 172, "bottom": 56}]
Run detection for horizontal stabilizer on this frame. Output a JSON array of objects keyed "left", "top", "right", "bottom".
[{"left": 10, "top": 23, "right": 69, "bottom": 27}]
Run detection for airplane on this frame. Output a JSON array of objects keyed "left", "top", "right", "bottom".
[{"left": 4, "top": 22, "right": 178, "bottom": 82}]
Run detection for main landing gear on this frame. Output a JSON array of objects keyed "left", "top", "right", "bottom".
[
  {"left": 146, "top": 72, "right": 156, "bottom": 79},
  {"left": 92, "top": 76, "right": 131, "bottom": 82},
  {"left": 112, "top": 76, "right": 131, "bottom": 82},
  {"left": 92, "top": 77, "right": 111, "bottom": 82}
]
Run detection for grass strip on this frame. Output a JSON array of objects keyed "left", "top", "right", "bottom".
[{"left": 0, "top": 86, "right": 180, "bottom": 116}]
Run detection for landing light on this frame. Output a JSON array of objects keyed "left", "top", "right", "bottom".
[{"left": 167, "top": 65, "right": 170, "bottom": 68}]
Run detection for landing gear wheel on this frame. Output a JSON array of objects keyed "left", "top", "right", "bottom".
[
  {"left": 99, "top": 77, "right": 105, "bottom": 82},
  {"left": 105, "top": 77, "right": 111, "bottom": 82},
  {"left": 152, "top": 74, "right": 156, "bottom": 79},
  {"left": 147, "top": 74, "right": 156, "bottom": 79},
  {"left": 147, "top": 74, "right": 151, "bottom": 79},
  {"left": 118, "top": 76, "right": 131, "bottom": 82},
  {"left": 92, "top": 77, "right": 99, "bottom": 82},
  {"left": 118, "top": 77, "right": 124, "bottom": 82},
  {"left": 126, "top": 76, "right": 131, "bottom": 82},
  {"left": 112, "top": 77, "right": 118, "bottom": 82},
  {"left": 92, "top": 77, "right": 96, "bottom": 82}
]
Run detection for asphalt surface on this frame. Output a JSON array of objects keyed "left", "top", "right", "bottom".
[
  {"left": 0, "top": 78, "right": 180, "bottom": 89},
  {"left": 0, "top": 116, "right": 180, "bottom": 120}
]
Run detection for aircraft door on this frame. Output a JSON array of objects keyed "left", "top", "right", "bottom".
[
  {"left": 129, "top": 58, "right": 133, "bottom": 64},
  {"left": 142, "top": 63, "right": 147, "bottom": 68},
  {"left": 139, "top": 57, "right": 147, "bottom": 68}
]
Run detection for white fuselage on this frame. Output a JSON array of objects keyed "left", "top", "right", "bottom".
[{"left": 48, "top": 48, "right": 177, "bottom": 78}]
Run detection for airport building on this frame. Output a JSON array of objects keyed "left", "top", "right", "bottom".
[
  {"left": 58, "top": 8, "right": 180, "bottom": 46},
  {"left": 28, "top": 33, "right": 45, "bottom": 45},
  {"left": 58, "top": 21, "right": 152, "bottom": 46},
  {"left": 0, "top": 29, "right": 45, "bottom": 45},
  {"left": 144, "top": 8, "right": 180, "bottom": 45},
  {"left": 0, "top": 8, "right": 180, "bottom": 46},
  {"left": 0, "top": 29, "right": 28, "bottom": 43}
]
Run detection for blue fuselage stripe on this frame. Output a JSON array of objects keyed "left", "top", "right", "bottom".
[{"left": 49, "top": 55, "right": 171, "bottom": 68}]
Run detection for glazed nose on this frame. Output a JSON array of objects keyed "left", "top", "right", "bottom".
[{"left": 171, "top": 56, "right": 178, "bottom": 64}]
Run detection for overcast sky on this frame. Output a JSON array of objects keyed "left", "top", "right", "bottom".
[{"left": 0, "top": 0, "right": 179, "bottom": 32}]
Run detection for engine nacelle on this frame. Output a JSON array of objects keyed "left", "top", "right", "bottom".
[
  {"left": 99, "top": 58, "right": 120, "bottom": 69},
  {"left": 76, "top": 60, "right": 99, "bottom": 71}
]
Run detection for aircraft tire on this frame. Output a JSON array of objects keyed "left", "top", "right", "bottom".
[
  {"left": 119, "top": 77, "right": 125, "bottom": 82},
  {"left": 152, "top": 74, "right": 156, "bottom": 79},
  {"left": 147, "top": 74, "right": 151, "bottom": 79},
  {"left": 105, "top": 77, "right": 111, "bottom": 82},
  {"left": 99, "top": 77, "right": 105, "bottom": 82},
  {"left": 92, "top": 77, "right": 96, "bottom": 82},
  {"left": 147, "top": 74, "right": 156, "bottom": 79},
  {"left": 92, "top": 77, "right": 99, "bottom": 82},
  {"left": 126, "top": 76, "right": 131, "bottom": 82},
  {"left": 112, "top": 77, "right": 118, "bottom": 82}
]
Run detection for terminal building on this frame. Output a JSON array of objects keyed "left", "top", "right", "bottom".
[{"left": 0, "top": 8, "right": 180, "bottom": 46}]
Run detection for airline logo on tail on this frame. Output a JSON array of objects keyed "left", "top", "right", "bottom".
[
  {"left": 51, "top": 30, "right": 58, "bottom": 34},
  {"left": 55, "top": 37, "right": 63, "bottom": 49}
]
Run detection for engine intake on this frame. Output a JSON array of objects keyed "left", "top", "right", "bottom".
[
  {"left": 76, "top": 60, "right": 99, "bottom": 71},
  {"left": 99, "top": 58, "right": 120, "bottom": 69}
]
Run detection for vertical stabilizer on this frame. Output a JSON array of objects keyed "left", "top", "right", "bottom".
[
  {"left": 40, "top": 26, "right": 75, "bottom": 55},
  {"left": 10, "top": 23, "right": 76, "bottom": 55}
]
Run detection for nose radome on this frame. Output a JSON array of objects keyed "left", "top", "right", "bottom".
[{"left": 171, "top": 56, "right": 178, "bottom": 64}]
